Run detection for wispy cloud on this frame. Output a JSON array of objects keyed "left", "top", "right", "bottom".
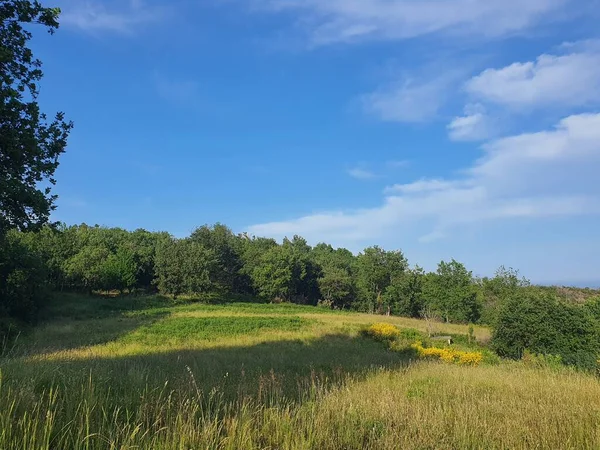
[
  {"left": 363, "top": 71, "right": 460, "bottom": 123},
  {"left": 58, "top": 0, "right": 163, "bottom": 34},
  {"left": 253, "top": 0, "right": 570, "bottom": 45},
  {"left": 249, "top": 113, "right": 600, "bottom": 245},
  {"left": 384, "top": 179, "right": 464, "bottom": 195},
  {"left": 447, "top": 104, "right": 495, "bottom": 141},
  {"left": 347, "top": 168, "right": 377, "bottom": 180}
]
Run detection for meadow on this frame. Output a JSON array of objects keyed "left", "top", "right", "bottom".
[{"left": 1, "top": 294, "right": 599, "bottom": 449}]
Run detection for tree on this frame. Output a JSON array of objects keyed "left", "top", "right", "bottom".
[
  {"left": 0, "top": 230, "right": 47, "bottom": 324},
  {"left": 355, "top": 246, "right": 408, "bottom": 314},
  {"left": 1, "top": 1, "right": 72, "bottom": 235},
  {"left": 190, "top": 224, "right": 245, "bottom": 293},
  {"left": 313, "top": 243, "right": 356, "bottom": 309},
  {"left": 239, "top": 234, "right": 278, "bottom": 294},
  {"left": 63, "top": 245, "right": 111, "bottom": 293},
  {"left": 318, "top": 266, "right": 354, "bottom": 308},
  {"left": 423, "top": 259, "right": 481, "bottom": 323},
  {"left": 492, "top": 291, "right": 600, "bottom": 370},
  {"left": 478, "top": 266, "right": 530, "bottom": 325},
  {"left": 99, "top": 247, "right": 137, "bottom": 293},
  {"left": 125, "top": 229, "right": 170, "bottom": 291},
  {"left": 384, "top": 266, "right": 425, "bottom": 318},
  {"left": 250, "top": 236, "right": 320, "bottom": 304},
  {"left": 154, "top": 238, "right": 217, "bottom": 298}
]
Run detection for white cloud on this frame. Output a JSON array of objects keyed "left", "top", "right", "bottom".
[
  {"left": 347, "top": 168, "right": 377, "bottom": 180},
  {"left": 248, "top": 113, "right": 600, "bottom": 246},
  {"left": 363, "top": 73, "right": 458, "bottom": 123},
  {"left": 256, "top": 0, "right": 568, "bottom": 45},
  {"left": 466, "top": 42, "right": 600, "bottom": 110},
  {"left": 59, "top": 0, "right": 162, "bottom": 33},
  {"left": 385, "top": 179, "right": 463, "bottom": 195},
  {"left": 446, "top": 41, "right": 600, "bottom": 141},
  {"left": 447, "top": 104, "right": 493, "bottom": 141},
  {"left": 448, "top": 113, "right": 487, "bottom": 141}
]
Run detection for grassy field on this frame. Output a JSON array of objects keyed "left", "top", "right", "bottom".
[{"left": 1, "top": 294, "right": 599, "bottom": 449}]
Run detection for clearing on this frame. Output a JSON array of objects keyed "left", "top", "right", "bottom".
[{"left": 0, "top": 294, "right": 598, "bottom": 449}]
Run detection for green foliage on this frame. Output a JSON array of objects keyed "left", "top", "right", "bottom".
[
  {"left": 0, "top": 1, "right": 72, "bottom": 235},
  {"left": 355, "top": 246, "right": 408, "bottom": 313},
  {"left": 190, "top": 224, "right": 248, "bottom": 293},
  {"left": 423, "top": 259, "right": 481, "bottom": 323},
  {"left": 0, "top": 1, "right": 70, "bottom": 329},
  {"left": 0, "top": 231, "right": 48, "bottom": 322},
  {"left": 478, "top": 266, "right": 530, "bottom": 325},
  {"left": 313, "top": 243, "right": 356, "bottom": 309},
  {"left": 492, "top": 291, "right": 600, "bottom": 371},
  {"left": 251, "top": 236, "right": 320, "bottom": 304},
  {"left": 384, "top": 266, "right": 425, "bottom": 318},
  {"left": 318, "top": 265, "right": 354, "bottom": 308},
  {"left": 154, "top": 237, "right": 217, "bottom": 297}
]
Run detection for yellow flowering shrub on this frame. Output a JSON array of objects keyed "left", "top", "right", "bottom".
[
  {"left": 412, "top": 342, "right": 483, "bottom": 366},
  {"left": 458, "top": 352, "right": 483, "bottom": 365},
  {"left": 365, "top": 323, "right": 401, "bottom": 342}
]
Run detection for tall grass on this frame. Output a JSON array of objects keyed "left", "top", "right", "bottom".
[
  {"left": 1, "top": 363, "right": 599, "bottom": 449},
  {"left": 1, "top": 294, "right": 597, "bottom": 449}
]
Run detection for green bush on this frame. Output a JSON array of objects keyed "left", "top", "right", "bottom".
[
  {"left": 492, "top": 291, "right": 600, "bottom": 371},
  {"left": 0, "top": 232, "right": 49, "bottom": 324}
]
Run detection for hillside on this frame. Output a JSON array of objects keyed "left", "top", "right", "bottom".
[{"left": 1, "top": 294, "right": 599, "bottom": 449}]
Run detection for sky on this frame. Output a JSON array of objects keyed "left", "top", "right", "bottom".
[{"left": 32, "top": 0, "right": 600, "bottom": 286}]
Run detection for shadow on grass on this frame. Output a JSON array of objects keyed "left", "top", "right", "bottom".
[
  {"left": 39, "top": 293, "right": 177, "bottom": 321},
  {"left": 9, "top": 293, "right": 174, "bottom": 357},
  {"left": 7, "top": 333, "right": 416, "bottom": 404},
  {"left": 17, "top": 292, "right": 327, "bottom": 358}
]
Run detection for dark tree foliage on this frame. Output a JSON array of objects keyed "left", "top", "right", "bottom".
[
  {"left": 313, "top": 243, "right": 356, "bottom": 309},
  {"left": 154, "top": 237, "right": 217, "bottom": 298},
  {"left": 478, "top": 266, "right": 530, "bottom": 325},
  {"left": 0, "top": 230, "right": 47, "bottom": 327},
  {"left": 423, "top": 259, "right": 481, "bottom": 323},
  {"left": 1, "top": 1, "right": 71, "bottom": 329},
  {"left": 190, "top": 224, "right": 247, "bottom": 294},
  {"left": 384, "top": 266, "right": 425, "bottom": 318},
  {"left": 1, "top": 1, "right": 72, "bottom": 235},
  {"left": 355, "top": 246, "right": 408, "bottom": 314},
  {"left": 250, "top": 236, "right": 321, "bottom": 304},
  {"left": 492, "top": 291, "right": 600, "bottom": 370}
]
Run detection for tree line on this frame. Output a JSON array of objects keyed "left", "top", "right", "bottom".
[
  {"left": 1, "top": 223, "right": 486, "bottom": 317},
  {"left": 3, "top": 222, "right": 600, "bottom": 370},
  {"left": 1, "top": 2, "right": 599, "bottom": 371}
]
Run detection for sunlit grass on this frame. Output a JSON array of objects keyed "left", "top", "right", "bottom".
[
  {"left": 2, "top": 293, "right": 594, "bottom": 449},
  {"left": 2, "top": 361, "right": 599, "bottom": 449}
]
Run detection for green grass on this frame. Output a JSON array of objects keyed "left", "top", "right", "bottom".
[
  {"left": 1, "top": 293, "right": 599, "bottom": 449},
  {"left": 119, "top": 316, "right": 315, "bottom": 346}
]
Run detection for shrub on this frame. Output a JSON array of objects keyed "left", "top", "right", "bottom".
[
  {"left": 364, "top": 323, "right": 401, "bottom": 342},
  {"left": 411, "top": 342, "right": 483, "bottom": 366},
  {"left": 521, "top": 350, "right": 563, "bottom": 370},
  {"left": 492, "top": 291, "right": 600, "bottom": 371}
]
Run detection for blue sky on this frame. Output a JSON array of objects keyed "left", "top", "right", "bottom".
[{"left": 34, "top": 0, "right": 600, "bottom": 285}]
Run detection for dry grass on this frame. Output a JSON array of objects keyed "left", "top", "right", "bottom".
[
  {"left": 2, "top": 362, "right": 599, "bottom": 449},
  {"left": 1, "top": 294, "right": 597, "bottom": 449}
]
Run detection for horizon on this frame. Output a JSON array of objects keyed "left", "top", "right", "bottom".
[{"left": 31, "top": 0, "right": 600, "bottom": 286}]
